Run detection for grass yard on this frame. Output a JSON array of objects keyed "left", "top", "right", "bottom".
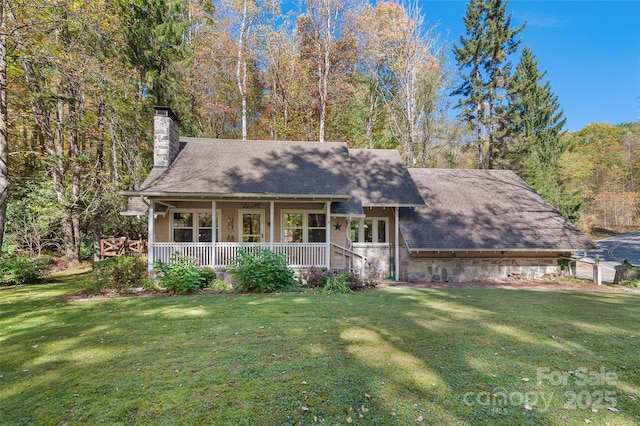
[{"left": 1, "top": 278, "right": 638, "bottom": 425}]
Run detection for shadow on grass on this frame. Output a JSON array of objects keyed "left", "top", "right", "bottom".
[{"left": 1, "top": 284, "right": 638, "bottom": 425}]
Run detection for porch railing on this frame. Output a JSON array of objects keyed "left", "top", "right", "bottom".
[{"left": 153, "top": 242, "right": 326, "bottom": 269}]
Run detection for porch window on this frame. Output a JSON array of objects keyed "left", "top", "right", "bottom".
[
  {"left": 172, "top": 210, "right": 220, "bottom": 242},
  {"left": 173, "top": 212, "right": 194, "bottom": 242},
  {"left": 282, "top": 211, "right": 326, "bottom": 243},
  {"left": 283, "top": 213, "right": 303, "bottom": 242},
  {"left": 198, "top": 212, "right": 213, "bottom": 242},
  {"left": 350, "top": 218, "right": 388, "bottom": 243},
  {"left": 308, "top": 213, "right": 326, "bottom": 242}
]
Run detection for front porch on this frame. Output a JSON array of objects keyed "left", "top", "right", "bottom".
[
  {"left": 152, "top": 241, "right": 368, "bottom": 275},
  {"left": 153, "top": 242, "right": 327, "bottom": 269}
]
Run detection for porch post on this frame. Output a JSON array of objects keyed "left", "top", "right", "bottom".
[
  {"left": 212, "top": 200, "right": 217, "bottom": 267},
  {"left": 270, "top": 201, "right": 274, "bottom": 251},
  {"left": 395, "top": 207, "right": 400, "bottom": 281},
  {"left": 326, "top": 202, "right": 331, "bottom": 269},
  {"left": 148, "top": 200, "right": 155, "bottom": 273}
]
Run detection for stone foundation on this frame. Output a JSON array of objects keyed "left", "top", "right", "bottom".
[
  {"left": 403, "top": 256, "right": 560, "bottom": 283},
  {"left": 351, "top": 245, "right": 392, "bottom": 277}
]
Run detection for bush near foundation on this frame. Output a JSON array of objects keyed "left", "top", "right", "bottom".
[
  {"left": 154, "top": 253, "right": 215, "bottom": 294},
  {"left": 228, "top": 249, "right": 296, "bottom": 293}
]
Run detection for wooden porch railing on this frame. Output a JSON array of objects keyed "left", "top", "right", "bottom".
[
  {"left": 331, "top": 242, "right": 368, "bottom": 276},
  {"left": 153, "top": 242, "right": 327, "bottom": 268}
]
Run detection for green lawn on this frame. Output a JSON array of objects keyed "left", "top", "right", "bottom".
[{"left": 1, "top": 279, "right": 638, "bottom": 425}]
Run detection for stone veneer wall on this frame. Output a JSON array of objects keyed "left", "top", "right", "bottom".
[
  {"left": 351, "top": 246, "right": 392, "bottom": 277},
  {"left": 401, "top": 253, "right": 560, "bottom": 283},
  {"left": 154, "top": 108, "right": 180, "bottom": 168}
]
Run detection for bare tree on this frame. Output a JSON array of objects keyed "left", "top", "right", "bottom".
[
  {"left": 0, "top": 0, "right": 8, "bottom": 254},
  {"left": 300, "top": 0, "right": 350, "bottom": 142}
]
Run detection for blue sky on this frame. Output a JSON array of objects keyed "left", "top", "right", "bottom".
[{"left": 423, "top": 0, "right": 640, "bottom": 131}]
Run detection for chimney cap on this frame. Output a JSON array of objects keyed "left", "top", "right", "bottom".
[{"left": 154, "top": 106, "right": 180, "bottom": 122}]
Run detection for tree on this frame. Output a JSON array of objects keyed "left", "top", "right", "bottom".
[
  {"left": 115, "top": 0, "right": 195, "bottom": 131},
  {"left": 453, "top": 0, "right": 524, "bottom": 169},
  {"left": 298, "top": 0, "right": 353, "bottom": 142},
  {"left": 0, "top": 0, "right": 8, "bottom": 253},
  {"left": 560, "top": 123, "right": 640, "bottom": 230},
  {"left": 353, "top": 1, "right": 447, "bottom": 163},
  {"left": 507, "top": 46, "right": 573, "bottom": 216}
]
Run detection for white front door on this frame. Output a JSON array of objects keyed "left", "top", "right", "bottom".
[{"left": 239, "top": 209, "right": 264, "bottom": 242}]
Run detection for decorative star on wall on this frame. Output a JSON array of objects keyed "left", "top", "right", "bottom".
[{"left": 334, "top": 222, "right": 342, "bottom": 231}]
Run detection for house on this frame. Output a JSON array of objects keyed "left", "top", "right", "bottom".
[{"left": 121, "top": 107, "right": 599, "bottom": 282}]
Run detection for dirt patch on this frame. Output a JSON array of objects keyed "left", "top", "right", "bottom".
[{"left": 391, "top": 277, "right": 640, "bottom": 293}]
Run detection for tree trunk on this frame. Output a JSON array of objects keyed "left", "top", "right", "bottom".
[
  {"left": 0, "top": 0, "right": 8, "bottom": 254},
  {"left": 236, "top": 0, "right": 248, "bottom": 141},
  {"left": 93, "top": 88, "right": 105, "bottom": 262},
  {"left": 318, "top": 0, "right": 331, "bottom": 143}
]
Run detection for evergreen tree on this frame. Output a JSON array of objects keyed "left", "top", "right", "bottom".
[
  {"left": 452, "top": 0, "right": 524, "bottom": 169},
  {"left": 507, "top": 47, "right": 577, "bottom": 219}
]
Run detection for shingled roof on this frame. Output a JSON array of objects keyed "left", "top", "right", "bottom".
[
  {"left": 349, "top": 149, "right": 425, "bottom": 207},
  {"left": 401, "top": 169, "right": 599, "bottom": 252},
  {"left": 134, "top": 138, "right": 356, "bottom": 199}
]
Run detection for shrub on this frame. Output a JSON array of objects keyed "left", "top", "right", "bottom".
[
  {"left": 340, "top": 269, "right": 365, "bottom": 291},
  {"left": 154, "top": 253, "right": 213, "bottom": 294},
  {"left": 301, "top": 267, "right": 333, "bottom": 288},
  {"left": 0, "top": 254, "right": 51, "bottom": 285},
  {"left": 208, "top": 278, "right": 234, "bottom": 293},
  {"left": 199, "top": 267, "right": 217, "bottom": 288},
  {"left": 91, "top": 256, "right": 148, "bottom": 294},
  {"left": 228, "top": 249, "right": 296, "bottom": 293},
  {"left": 321, "top": 274, "right": 353, "bottom": 294},
  {"left": 301, "top": 267, "right": 377, "bottom": 291},
  {"left": 614, "top": 260, "right": 640, "bottom": 287}
]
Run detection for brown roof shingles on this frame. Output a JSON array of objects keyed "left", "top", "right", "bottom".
[
  {"left": 349, "top": 149, "right": 425, "bottom": 207},
  {"left": 401, "top": 169, "right": 598, "bottom": 252},
  {"left": 139, "top": 138, "right": 354, "bottom": 198}
]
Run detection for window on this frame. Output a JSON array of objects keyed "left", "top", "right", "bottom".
[
  {"left": 283, "top": 213, "right": 303, "bottom": 242},
  {"left": 282, "top": 211, "right": 326, "bottom": 243},
  {"left": 172, "top": 210, "right": 220, "bottom": 242},
  {"left": 198, "top": 212, "right": 213, "bottom": 242},
  {"left": 350, "top": 218, "right": 388, "bottom": 244},
  {"left": 308, "top": 213, "right": 326, "bottom": 242},
  {"left": 173, "top": 212, "right": 193, "bottom": 242}
]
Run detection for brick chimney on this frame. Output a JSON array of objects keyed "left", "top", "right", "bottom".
[{"left": 153, "top": 106, "right": 180, "bottom": 168}]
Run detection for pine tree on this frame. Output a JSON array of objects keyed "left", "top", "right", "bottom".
[
  {"left": 452, "top": 0, "right": 524, "bottom": 169},
  {"left": 508, "top": 47, "right": 577, "bottom": 218}
]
